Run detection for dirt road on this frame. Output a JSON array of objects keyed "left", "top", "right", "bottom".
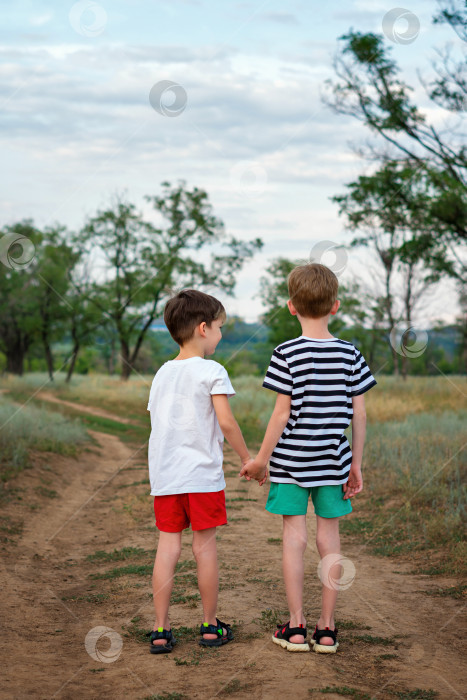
[{"left": 1, "top": 406, "right": 465, "bottom": 700}]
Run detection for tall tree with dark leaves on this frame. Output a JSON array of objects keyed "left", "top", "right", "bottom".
[{"left": 75, "top": 182, "right": 262, "bottom": 379}]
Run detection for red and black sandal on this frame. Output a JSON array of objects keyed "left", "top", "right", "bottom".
[
  {"left": 311, "top": 625, "right": 339, "bottom": 654},
  {"left": 272, "top": 621, "right": 310, "bottom": 652}
]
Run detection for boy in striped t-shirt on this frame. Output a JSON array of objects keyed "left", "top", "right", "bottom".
[{"left": 240, "top": 263, "right": 376, "bottom": 654}]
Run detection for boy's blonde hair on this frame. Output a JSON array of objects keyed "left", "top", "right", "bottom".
[{"left": 287, "top": 263, "right": 338, "bottom": 319}]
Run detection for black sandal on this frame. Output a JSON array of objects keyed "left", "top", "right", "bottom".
[
  {"left": 199, "top": 618, "right": 234, "bottom": 647},
  {"left": 272, "top": 621, "right": 310, "bottom": 652},
  {"left": 311, "top": 625, "right": 339, "bottom": 654},
  {"left": 147, "top": 627, "right": 177, "bottom": 654}
]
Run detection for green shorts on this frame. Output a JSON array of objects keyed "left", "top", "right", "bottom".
[{"left": 266, "top": 481, "right": 352, "bottom": 519}]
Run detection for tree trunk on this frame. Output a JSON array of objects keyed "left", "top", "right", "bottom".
[
  {"left": 42, "top": 331, "right": 54, "bottom": 381},
  {"left": 6, "top": 348, "right": 24, "bottom": 375},
  {"left": 120, "top": 340, "right": 132, "bottom": 380},
  {"left": 382, "top": 259, "right": 399, "bottom": 377},
  {"left": 401, "top": 265, "right": 414, "bottom": 382},
  {"left": 108, "top": 335, "right": 116, "bottom": 375},
  {"left": 389, "top": 327, "right": 400, "bottom": 376},
  {"left": 66, "top": 342, "right": 80, "bottom": 383}
]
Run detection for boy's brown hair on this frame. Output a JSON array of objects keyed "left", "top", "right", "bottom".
[
  {"left": 287, "top": 263, "right": 338, "bottom": 318},
  {"left": 163, "top": 289, "right": 226, "bottom": 346}
]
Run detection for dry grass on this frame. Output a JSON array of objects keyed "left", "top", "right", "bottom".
[{"left": 364, "top": 375, "right": 466, "bottom": 424}]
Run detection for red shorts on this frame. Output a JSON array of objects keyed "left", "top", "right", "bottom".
[{"left": 153, "top": 490, "right": 227, "bottom": 532}]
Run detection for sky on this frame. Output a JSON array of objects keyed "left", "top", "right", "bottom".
[{"left": 1, "top": 0, "right": 464, "bottom": 324}]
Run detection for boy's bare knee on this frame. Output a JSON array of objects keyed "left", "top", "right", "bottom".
[
  {"left": 316, "top": 529, "right": 340, "bottom": 556},
  {"left": 156, "top": 532, "right": 182, "bottom": 561},
  {"left": 283, "top": 527, "right": 307, "bottom": 554},
  {"left": 192, "top": 529, "right": 217, "bottom": 560}
]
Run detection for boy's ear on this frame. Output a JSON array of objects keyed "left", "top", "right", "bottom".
[
  {"left": 197, "top": 321, "right": 207, "bottom": 337},
  {"left": 287, "top": 299, "right": 297, "bottom": 316},
  {"left": 330, "top": 299, "right": 340, "bottom": 315}
]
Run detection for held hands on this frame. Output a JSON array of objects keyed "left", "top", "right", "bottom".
[
  {"left": 342, "top": 463, "right": 363, "bottom": 500},
  {"left": 239, "top": 457, "right": 268, "bottom": 487}
]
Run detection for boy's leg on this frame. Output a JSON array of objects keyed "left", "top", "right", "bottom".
[
  {"left": 282, "top": 514, "right": 307, "bottom": 643},
  {"left": 192, "top": 527, "right": 226, "bottom": 640},
  {"left": 152, "top": 531, "right": 182, "bottom": 646},
  {"left": 315, "top": 515, "right": 341, "bottom": 645}
]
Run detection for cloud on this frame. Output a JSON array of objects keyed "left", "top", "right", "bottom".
[
  {"left": 258, "top": 12, "right": 299, "bottom": 25},
  {"left": 29, "top": 12, "right": 54, "bottom": 27}
]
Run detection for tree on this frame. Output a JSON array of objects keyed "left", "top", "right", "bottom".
[
  {"left": 333, "top": 162, "right": 452, "bottom": 376},
  {"left": 259, "top": 257, "right": 373, "bottom": 350},
  {"left": 64, "top": 287, "right": 103, "bottom": 383},
  {"left": 76, "top": 183, "right": 262, "bottom": 379},
  {"left": 34, "top": 227, "right": 78, "bottom": 381},
  {"left": 259, "top": 258, "right": 301, "bottom": 346},
  {"left": 323, "top": 12, "right": 466, "bottom": 283},
  {"left": 0, "top": 221, "right": 42, "bottom": 375}
]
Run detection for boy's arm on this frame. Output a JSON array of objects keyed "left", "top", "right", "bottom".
[
  {"left": 343, "top": 393, "right": 366, "bottom": 499},
  {"left": 212, "top": 394, "right": 251, "bottom": 466},
  {"left": 239, "top": 393, "right": 291, "bottom": 481}
]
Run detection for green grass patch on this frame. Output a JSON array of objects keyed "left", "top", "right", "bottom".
[
  {"left": 0, "top": 392, "right": 89, "bottom": 482},
  {"left": 309, "top": 687, "right": 371, "bottom": 699},
  {"left": 90, "top": 563, "right": 153, "bottom": 580},
  {"left": 75, "top": 413, "right": 148, "bottom": 444},
  {"left": 377, "top": 653, "right": 398, "bottom": 660},
  {"left": 422, "top": 583, "right": 466, "bottom": 599},
  {"left": 336, "top": 620, "right": 371, "bottom": 631},
  {"left": 0, "top": 515, "right": 23, "bottom": 542},
  {"left": 122, "top": 616, "right": 148, "bottom": 644},
  {"left": 34, "top": 485, "right": 58, "bottom": 499},
  {"left": 339, "top": 518, "right": 374, "bottom": 536},
  {"left": 223, "top": 679, "right": 251, "bottom": 694},
  {"left": 86, "top": 547, "right": 151, "bottom": 562},
  {"left": 252, "top": 608, "right": 288, "bottom": 630},
  {"left": 343, "top": 411, "right": 467, "bottom": 576},
  {"left": 118, "top": 479, "right": 149, "bottom": 488},
  {"left": 89, "top": 560, "right": 198, "bottom": 588},
  {"left": 267, "top": 537, "right": 281, "bottom": 544},
  {"left": 175, "top": 560, "right": 196, "bottom": 573},
  {"left": 172, "top": 626, "right": 198, "bottom": 642},
  {"left": 171, "top": 593, "right": 200, "bottom": 606},
  {"left": 65, "top": 592, "right": 110, "bottom": 604}
]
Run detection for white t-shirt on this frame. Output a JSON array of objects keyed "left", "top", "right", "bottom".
[{"left": 147, "top": 357, "right": 235, "bottom": 496}]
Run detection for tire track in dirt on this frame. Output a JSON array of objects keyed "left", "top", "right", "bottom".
[{"left": 35, "top": 392, "right": 142, "bottom": 426}]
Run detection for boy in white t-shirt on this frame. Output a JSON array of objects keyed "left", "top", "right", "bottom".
[{"left": 147, "top": 289, "right": 256, "bottom": 654}]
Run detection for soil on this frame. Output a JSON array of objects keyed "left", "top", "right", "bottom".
[{"left": 0, "top": 401, "right": 465, "bottom": 700}]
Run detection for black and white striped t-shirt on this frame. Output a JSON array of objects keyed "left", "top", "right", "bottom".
[{"left": 263, "top": 335, "right": 377, "bottom": 487}]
